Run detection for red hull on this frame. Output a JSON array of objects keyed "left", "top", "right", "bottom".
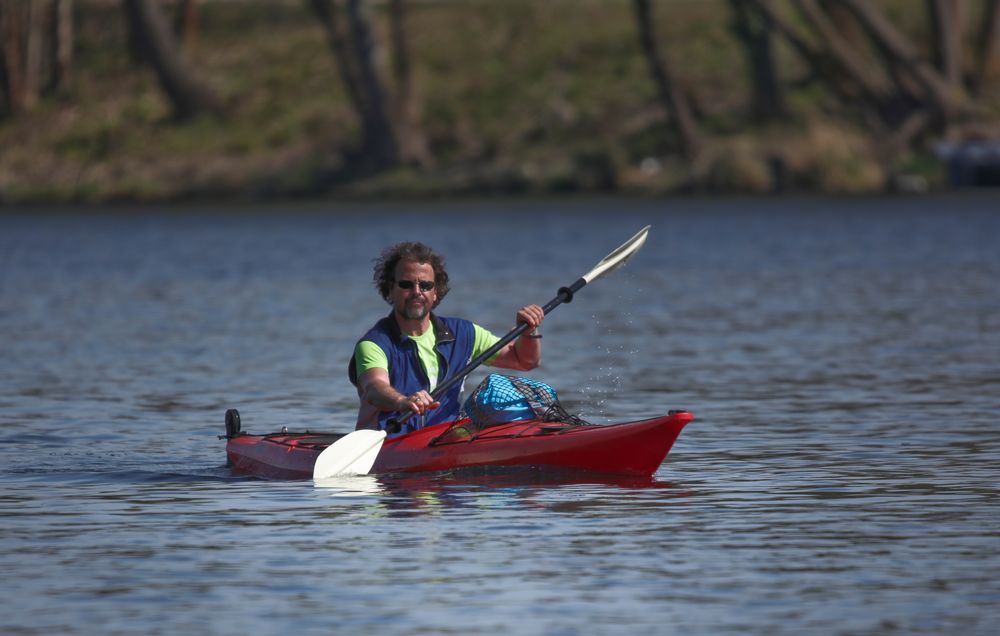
[{"left": 226, "top": 411, "right": 693, "bottom": 480}]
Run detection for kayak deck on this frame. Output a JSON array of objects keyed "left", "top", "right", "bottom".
[{"left": 225, "top": 411, "right": 693, "bottom": 480}]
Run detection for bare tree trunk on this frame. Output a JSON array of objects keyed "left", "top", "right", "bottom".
[
  {"left": 818, "top": 0, "right": 865, "bottom": 48},
  {"left": 927, "top": 0, "right": 966, "bottom": 87},
  {"left": 23, "top": 0, "right": 44, "bottom": 110},
  {"left": 747, "top": 0, "right": 881, "bottom": 109},
  {"left": 633, "top": 0, "right": 700, "bottom": 159},
  {"left": 345, "top": 0, "right": 399, "bottom": 168},
  {"left": 0, "top": 7, "right": 15, "bottom": 115},
  {"left": 745, "top": 0, "right": 824, "bottom": 70},
  {"left": 51, "top": 0, "right": 73, "bottom": 91},
  {"left": 310, "top": 0, "right": 366, "bottom": 116},
  {"left": 174, "top": 0, "right": 200, "bottom": 51},
  {"left": 975, "top": 0, "right": 1000, "bottom": 91},
  {"left": 794, "top": 0, "right": 895, "bottom": 106},
  {"left": 310, "top": 0, "right": 399, "bottom": 169},
  {"left": 122, "top": 0, "right": 223, "bottom": 120},
  {"left": 0, "top": 0, "right": 46, "bottom": 115},
  {"left": 729, "top": 0, "right": 786, "bottom": 121},
  {"left": 748, "top": 0, "right": 938, "bottom": 151},
  {"left": 836, "top": 0, "right": 969, "bottom": 118},
  {"left": 389, "top": 0, "right": 430, "bottom": 166},
  {"left": 750, "top": 0, "right": 988, "bottom": 158}
]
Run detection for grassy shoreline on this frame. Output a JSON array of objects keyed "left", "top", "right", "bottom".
[{"left": 2, "top": 0, "right": 991, "bottom": 205}]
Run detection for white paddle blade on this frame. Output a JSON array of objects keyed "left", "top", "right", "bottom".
[
  {"left": 312, "top": 429, "right": 387, "bottom": 479},
  {"left": 581, "top": 225, "right": 650, "bottom": 283}
]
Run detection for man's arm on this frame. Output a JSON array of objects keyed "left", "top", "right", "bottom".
[
  {"left": 486, "top": 305, "right": 545, "bottom": 371},
  {"left": 357, "top": 367, "right": 440, "bottom": 417},
  {"left": 488, "top": 332, "right": 542, "bottom": 370}
]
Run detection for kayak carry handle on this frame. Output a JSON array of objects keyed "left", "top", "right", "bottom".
[{"left": 224, "top": 408, "right": 242, "bottom": 439}]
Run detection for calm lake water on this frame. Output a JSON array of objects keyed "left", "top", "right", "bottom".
[{"left": 1, "top": 196, "right": 998, "bottom": 634}]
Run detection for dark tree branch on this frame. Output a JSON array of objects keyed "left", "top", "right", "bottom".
[
  {"left": 389, "top": 0, "right": 430, "bottom": 166},
  {"left": 310, "top": 0, "right": 399, "bottom": 169},
  {"left": 974, "top": 0, "right": 1000, "bottom": 92},
  {"left": 927, "top": 0, "right": 966, "bottom": 87},
  {"left": 633, "top": 0, "right": 700, "bottom": 159},
  {"left": 835, "top": 0, "right": 969, "bottom": 118},
  {"left": 122, "top": 0, "right": 223, "bottom": 120},
  {"left": 728, "top": 0, "right": 787, "bottom": 121}
]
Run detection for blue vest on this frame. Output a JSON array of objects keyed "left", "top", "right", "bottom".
[{"left": 349, "top": 313, "right": 476, "bottom": 434}]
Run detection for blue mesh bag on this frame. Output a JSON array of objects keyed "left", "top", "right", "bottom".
[{"left": 461, "top": 374, "right": 586, "bottom": 429}]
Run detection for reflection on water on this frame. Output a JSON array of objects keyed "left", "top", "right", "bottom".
[
  {"left": 1, "top": 196, "right": 999, "bottom": 634},
  {"left": 314, "top": 474, "right": 384, "bottom": 496},
  {"left": 318, "top": 469, "right": 687, "bottom": 514}
]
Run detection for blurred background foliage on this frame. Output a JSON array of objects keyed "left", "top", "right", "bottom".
[{"left": 1, "top": 0, "right": 998, "bottom": 204}]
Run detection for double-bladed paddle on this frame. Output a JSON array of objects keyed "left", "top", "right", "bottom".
[{"left": 312, "top": 225, "right": 651, "bottom": 480}]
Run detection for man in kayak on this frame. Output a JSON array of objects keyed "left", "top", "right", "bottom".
[{"left": 349, "top": 241, "right": 545, "bottom": 434}]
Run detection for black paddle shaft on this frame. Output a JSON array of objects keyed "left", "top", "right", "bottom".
[{"left": 385, "top": 277, "right": 587, "bottom": 433}]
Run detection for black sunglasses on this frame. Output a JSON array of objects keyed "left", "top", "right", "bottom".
[{"left": 396, "top": 279, "right": 436, "bottom": 292}]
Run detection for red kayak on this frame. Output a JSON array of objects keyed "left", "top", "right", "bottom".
[{"left": 224, "top": 410, "right": 693, "bottom": 480}]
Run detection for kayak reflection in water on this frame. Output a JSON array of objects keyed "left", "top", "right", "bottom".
[{"left": 349, "top": 242, "right": 545, "bottom": 435}]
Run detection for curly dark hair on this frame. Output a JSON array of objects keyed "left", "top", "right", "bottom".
[{"left": 373, "top": 241, "right": 450, "bottom": 307}]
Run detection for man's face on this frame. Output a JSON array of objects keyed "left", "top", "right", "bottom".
[{"left": 390, "top": 259, "right": 438, "bottom": 321}]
